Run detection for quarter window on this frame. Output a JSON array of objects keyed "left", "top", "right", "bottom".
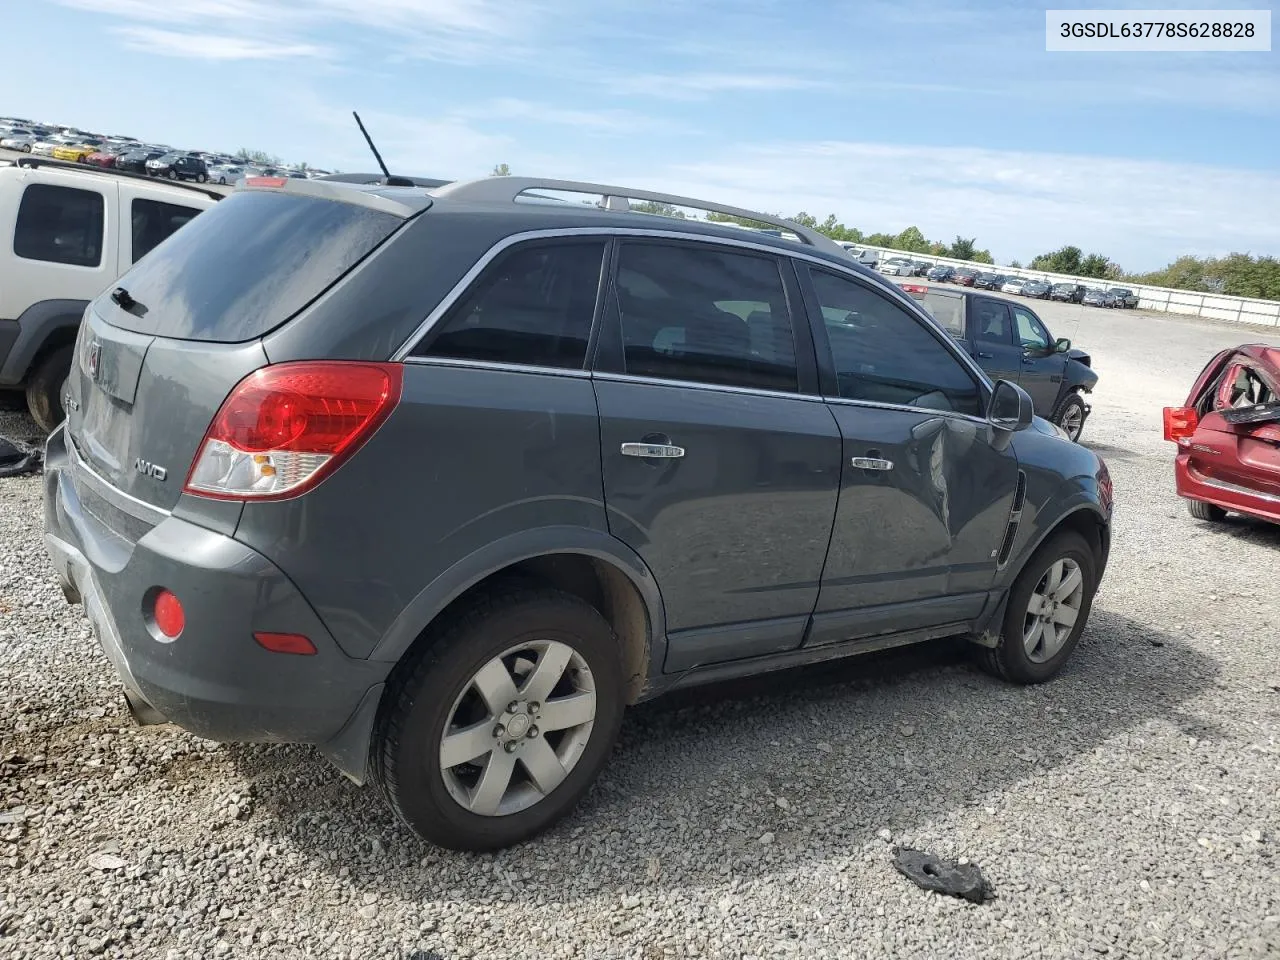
[
  {"left": 613, "top": 242, "right": 798, "bottom": 392},
  {"left": 14, "top": 184, "right": 105, "bottom": 267},
  {"left": 809, "top": 268, "right": 983, "bottom": 416},
  {"left": 413, "top": 240, "right": 606, "bottom": 369},
  {"left": 130, "top": 198, "right": 202, "bottom": 263}
]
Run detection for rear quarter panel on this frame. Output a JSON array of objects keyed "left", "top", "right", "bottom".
[{"left": 231, "top": 363, "right": 610, "bottom": 660}]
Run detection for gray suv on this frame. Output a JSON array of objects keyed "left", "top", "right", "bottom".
[{"left": 43, "top": 175, "right": 1113, "bottom": 851}]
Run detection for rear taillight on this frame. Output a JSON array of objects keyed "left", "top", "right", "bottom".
[
  {"left": 185, "top": 361, "right": 402, "bottom": 500},
  {"left": 901, "top": 283, "right": 928, "bottom": 296},
  {"left": 1162, "top": 406, "right": 1198, "bottom": 445}
]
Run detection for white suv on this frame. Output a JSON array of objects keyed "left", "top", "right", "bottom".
[{"left": 0, "top": 157, "right": 219, "bottom": 430}]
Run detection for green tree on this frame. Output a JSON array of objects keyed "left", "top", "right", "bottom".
[
  {"left": 971, "top": 250, "right": 995, "bottom": 265},
  {"left": 236, "top": 148, "right": 281, "bottom": 166},
  {"left": 893, "top": 226, "right": 929, "bottom": 253},
  {"left": 1009, "top": 259, "right": 1023, "bottom": 269},
  {"left": 948, "top": 236, "right": 979, "bottom": 261},
  {"left": 631, "top": 200, "right": 685, "bottom": 219},
  {"left": 1030, "top": 245, "right": 1084, "bottom": 275},
  {"left": 491, "top": 162, "right": 511, "bottom": 176}
]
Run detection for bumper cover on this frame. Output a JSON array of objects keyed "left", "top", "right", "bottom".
[
  {"left": 42, "top": 425, "right": 388, "bottom": 748},
  {"left": 1175, "top": 456, "right": 1280, "bottom": 525}
]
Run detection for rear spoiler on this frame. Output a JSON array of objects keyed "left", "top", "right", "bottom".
[{"left": 237, "top": 175, "right": 433, "bottom": 218}]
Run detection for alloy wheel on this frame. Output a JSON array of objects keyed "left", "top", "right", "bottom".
[
  {"left": 1022, "top": 557, "right": 1084, "bottom": 662},
  {"left": 1059, "top": 404, "right": 1085, "bottom": 441},
  {"left": 439, "top": 639, "right": 597, "bottom": 817}
]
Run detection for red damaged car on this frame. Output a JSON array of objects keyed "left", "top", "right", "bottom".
[{"left": 1163, "top": 344, "right": 1280, "bottom": 525}]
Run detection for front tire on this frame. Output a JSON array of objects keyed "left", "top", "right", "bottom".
[
  {"left": 166, "top": 169, "right": 177, "bottom": 179},
  {"left": 374, "top": 587, "right": 625, "bottom": 851},
  {"left": 975, "top": 530, "right": 1098, "bottom": 684},
  {"left": 1187, "top": 500, "right": 1227, "bottom": 522},
  {"left": 25, "top": 345, "right": 74, "bottom": 433},
  {"left": 1051, "top": 392, "right": 1088, "bottom": 442},
  {"left": 196, "top": 173, "right": 208, "bottom": 183}
]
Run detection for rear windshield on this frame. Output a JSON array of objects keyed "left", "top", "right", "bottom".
[
  {"left": 100, "top": 190, "right": 403, "bottom": 342},
  {"left": 920, "top": 291, "right": 964, "bottom": 336}
]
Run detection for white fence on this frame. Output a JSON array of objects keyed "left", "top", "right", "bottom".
[{"left": 849, "top": 244, "right": 1280, "bottom": 329}]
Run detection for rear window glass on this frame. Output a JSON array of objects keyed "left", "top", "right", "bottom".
[
  {"left": 130, "top": 198, "right": 202, "bottom": 263},
  {"left": 100, "top": 190, "right": 402, "bottom": 341},
  {"left": 14, "top": 184, "right": 105, "bottom": 268},
  {"left": 920, "top": 291, "right": 964, "bottom": 336}
]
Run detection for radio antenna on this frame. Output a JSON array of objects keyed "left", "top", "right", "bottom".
[{"left": 352, "top": 111, "right": 413, "bottom": 187}]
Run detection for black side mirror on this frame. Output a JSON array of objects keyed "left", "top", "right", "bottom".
[
  {"left": 1055, "top": 337, "right": 1072, "bottom": 353},
  {"left": 989, "top": 380, "right": 1034, "bottom": 434}
]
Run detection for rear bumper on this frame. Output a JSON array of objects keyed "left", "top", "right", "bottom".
[
  {"left": 1175, "top": 455, "right": 1280, "bottom": 525},
  {"left": 42, "top": 424, "right": 389, "bottom": 746}
]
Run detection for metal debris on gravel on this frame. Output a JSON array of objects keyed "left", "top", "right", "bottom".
[{"left": 3, "top": 308, "right": 1280, "bottom": 960}]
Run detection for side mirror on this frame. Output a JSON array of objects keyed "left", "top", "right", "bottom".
[
  {"left": 1055, "top": 337, "right": 1072, "bottom": 353},
  {"left": 989, "top": 380, "right": 1034, "bottom": 433}
]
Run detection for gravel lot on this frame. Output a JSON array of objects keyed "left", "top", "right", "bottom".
[{"left": 2, "top": 302, "right": 1278, "bottom": 960}]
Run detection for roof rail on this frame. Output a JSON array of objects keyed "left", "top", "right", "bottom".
[
  {"left": 13, "top": 156, "right": 225, "bottom": 203},
  {"left": 432, "top": 176, "right": 846, "bottom": 256}
]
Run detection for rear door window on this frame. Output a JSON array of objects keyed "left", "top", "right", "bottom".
[
  {"left": 130, "top": 198, "right": 202, "bottom": 263},
  {"left": 610, "top": 241, "right": 798, "bottom": 393},
  {"left": 919, "top": 291, "right": 964, "bottom": 337},
  {"left": 411, "top": 240, "right": 606, "bottom": 369},
  {"left": 100, "top": 190, "right": 403, "bottom": 341},
  {"left": 971, "top": 299, "right": 1013, "bottom": 344},
  {"left": 14, "top": 183, "right": 105, "bottom": 267}
]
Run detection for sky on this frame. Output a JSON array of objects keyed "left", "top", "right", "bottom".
[{"left": 3, "top": 0, "right": 1278, "bottom": 270}]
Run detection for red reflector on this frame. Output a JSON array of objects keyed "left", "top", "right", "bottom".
[
  {"left": 254, "top": 632, "right": 317, "bottom": 656},
  {"left": 1162, "top": 406, "right": 1198, "bottom": 443},
  {"left": 245, "top": 176, "right": 288, "bottom": 187},
  {"left": 153, "top": 589, "right": 185, "bottom": 639}
]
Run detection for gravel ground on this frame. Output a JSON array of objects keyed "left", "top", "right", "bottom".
[{"left": 2, "top": 307, "right": 1279, "bottom": 960}]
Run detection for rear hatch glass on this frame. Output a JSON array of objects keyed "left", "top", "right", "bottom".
[{"left": 100, "top": 190, "right": 403, "bottom": 342}]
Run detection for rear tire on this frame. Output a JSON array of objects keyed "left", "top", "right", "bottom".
[
  {"left": 1187, "top": 500, "right": 1227, "bottom": 522},
  {"left": 374, "top": 587, "right": 625, "bottom": 851},
  {"left": 25, "top": 345, "right": 74, "bottom": 434},
  {"left": 975, "top": 530, "right": 1098, "bottom": 685},
  {"left": 196, "top": 173, "right": 208, "bottom": 183}
]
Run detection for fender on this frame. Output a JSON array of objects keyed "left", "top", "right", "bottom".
[
  {"left": 1061, "top": 359, "right": 1099, "bottom": 394},
  {"left": 0, "top": 299, "right": 88, "bottom": 385},
  {"left": 366, "top": 524, "right": 669, "bottom": 677}
]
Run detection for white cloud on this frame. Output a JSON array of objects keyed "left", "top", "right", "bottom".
[
  {"left": 112, "top": 26, "right": 330, "bottom": 59},
  {"left": 617, "top": 140, "right": 1280, "bottom": 270},
  {"left": 610, "top": 71, "right": 832, "bottom": 100}
]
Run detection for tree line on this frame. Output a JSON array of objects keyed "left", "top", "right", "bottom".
[{"left": 487, "top": 164, "right": 1280, "bottom": 302}]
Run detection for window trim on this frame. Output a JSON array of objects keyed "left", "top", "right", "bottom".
[
  {"left": 388, "top": 226, "right": 994, "bottom": 412},
  {"left": 798, "top": 263, "right": 990, "bottom": 418},
  {"left": 405, "top": 235, "right": 611, "bottom": 371},
  {"left": 595, "top": 236, "right": 811, "bottom": 395},
  {"left": 13, "top": 182, "right": 107, "bottom": 269}
]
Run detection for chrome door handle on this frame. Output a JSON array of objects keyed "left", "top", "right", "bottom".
[
  {"left": 851, "top": 456, "right": 894, "bottom": 471},
  {"left": 975, "top": 351, "right": 994, "bottom": 359},
  {"left": 622, "top": 442, "right": 685, "bottom": 459}
]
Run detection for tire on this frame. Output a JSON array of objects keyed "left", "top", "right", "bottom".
[
  {"left": 217, "top": 177, "right": 227, "bottom": 185},
  {"left": 1051, "top": 392, "right": 1088, "bottom": 442},
  {"left": 1187, "top": 500, "right": 1227, "bottom": 522},
  {"left": 374, "top": 587, "right": 626, "bottom": 851},
  {"left": 21, "top": 144, "right": 31, "bottom": 153},
  {"left": 25, "top": 345, "right": 74, "bottom": 433},
  {"left": 196, "top": 173, "right": 208, "bottom": 183},
  {"left": 975, "top": 530, "right": 1098, "bottom": 684},
  {"left": 166, "top": 169, "right": 177, "bottom": 179}
]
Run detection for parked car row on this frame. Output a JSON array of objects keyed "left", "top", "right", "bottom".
[{"left": 0, "top": 116, "right": 331, "bottom": 183}]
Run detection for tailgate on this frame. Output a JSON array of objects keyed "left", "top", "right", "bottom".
[{"left": 66, "top": 305, "right": 267, "bottom": 512}]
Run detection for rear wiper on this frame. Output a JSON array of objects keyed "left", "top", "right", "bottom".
[{"left": 110, "top": 286, "right": 145, "bottom": 315}]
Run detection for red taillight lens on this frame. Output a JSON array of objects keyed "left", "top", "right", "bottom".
[
  {"left": 245, "top": 176, "right": 288, "bottom": 187},
  {"left": 901, "top": 283, "right": 928, "bottom": 296},
  {"left": 185, "top": 361, "right": 402, "bottom": 500},
  {"left": 1162, "top": 406, "right": 1198, "bottom": 444},
  {"left": 254, "top": 632, "right": 317, "bottom": 656},
  {"left": 153, "top": 589, "right": 185, "bottom": 639}
]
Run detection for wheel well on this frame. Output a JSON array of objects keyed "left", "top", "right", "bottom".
[
  {"left": 1056, "top": 508, "right": 1108, "bottom": 568},
  {"left": 24, "top": 327, "right": 78, "bottom": 382},
  {"left": 410, "top": 554, "right": 652, "bottom": 704}
]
